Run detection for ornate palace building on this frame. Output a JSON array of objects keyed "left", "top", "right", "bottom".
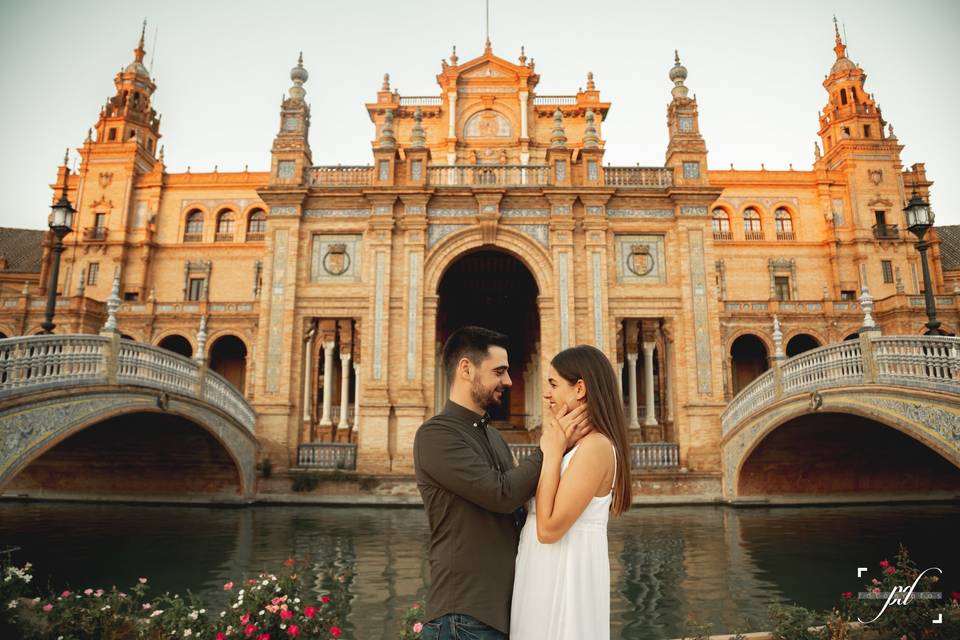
[{"left": 1, "top": 25, "right": 955, "bottom": 489}]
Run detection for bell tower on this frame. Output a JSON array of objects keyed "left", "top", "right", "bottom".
[{"left": 665, "top": 51, "right": 708, "bottom": 187}]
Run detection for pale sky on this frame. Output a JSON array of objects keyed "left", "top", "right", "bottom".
[{"left": 1, "top": 0, "right": 958, "bottom": 229}]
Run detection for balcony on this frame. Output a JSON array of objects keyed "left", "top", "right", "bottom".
[
  {"left": 603, "top": 166, "right": 673, "bottom": 188},
  {"left": 776, "top": 230, "right": 796, "bottom": 241},
  {"left": 83, "top": 227, "right": 108, "bottom": 242},
  {"left": 427, "top": 164, "right": 549, "bottom": 187},
  {"left": 744, "top": 230, "right": 764, "bottom": 241},
  {"left": 532, "top": 95, "right": 577, "bottom": 105},
  {"left": 873, "top": 223, "right": 899, "bottom": 240},
  {"left": 510, "top": 442, "right": 680, "bottom": 470},
  {"left": 182, "top": 233, "right": 202, "bottom": 243},
  {"left": 398, "top": 96, "right": 442, "bottom": 106},
  {"left": 713, "top": 230, "right": 732, "bottom": 241},
  {"left": 246, "top": 231, "right": 265, "bottom": 242},
  {"left": 214, "top": 233, "right": 234, "bottom": 242}
]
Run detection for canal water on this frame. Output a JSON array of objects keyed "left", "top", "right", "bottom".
[{"left": 1, "top": 501, "right": 958, "bottom": 639}]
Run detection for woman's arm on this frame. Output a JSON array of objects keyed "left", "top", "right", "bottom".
[{"left": 535, "top": 433, "right": 611, "bottom": 544}]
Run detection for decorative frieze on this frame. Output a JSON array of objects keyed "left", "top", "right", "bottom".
[
  {"left": 270, "top": 206, "right": 297, "bottom": 216},
  {"left": 427, "top": 208, "right": 476, "bottom": 218},
  {"left": 427, "top": 224, "right": 468, "bottom": 248},
  {"left": 680, "top": 206, "right": 708, "bottom": 217},
  {"left": 501, "top": 208, "right": 549, "bottom": 218},
  {"left": 304, "top": 209, "right": 371, "bottom": 218},
  {"left": 608, "top": 209, "right": 674, "bottom": 218},
  {"left": 514, "top": 224, "right": 549, "bottom": 249}
]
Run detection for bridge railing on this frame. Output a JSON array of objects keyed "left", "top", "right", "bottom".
[
  {"left": 722, "top": 334, "right": 960, "bottom": 436},
  {"left": 0, "top": 334, "right": 255, "bottom": 433},
  {"left": 297, "top": 443, "right": 357, "bottom": 469},
  {"left": 509, "top": 442, "right": 680, "bottom": 470}
]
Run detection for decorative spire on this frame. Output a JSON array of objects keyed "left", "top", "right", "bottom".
[
  {"left": 381, "top": 73, "right": 390, "bottom": 91},
  {"left": 195, "top": 315, "right": 208, "bottom": 364},
  {"left": 288, "top": 52, "right": 308, "bottom": 100},
  {"left": 669, "top": 50, "right": 689, "bottom": 99},
  {"left": 859, "top": 284, "right": 877, "bottom": 331},
  {"left": 550, "top": 108, "right": 567, "bottom": 148},
  {"left": 62, "top": 148, "right": 70, "bottom": 168},
  {"left": 772, "top": 315, "right": 784, "bottom": 359},
  {"left": 583, "top": 108, "right": 599, "bottom": 149},
  {"left": 158, "top": 145, "right": 165, "bottom": 164},
  {"left": 101, "top": 268, "right": 121, "bottom": 334},
  {"left": 378, "top": 109, "right": 397, "bottom": 149},
  {"left": 134, "top": 19, "right": 147, "bottom": 63},
  {"left": 518, "top": 46, "right": 526, "bottom": 65},
  {"left": 814, "top": 141, "right": 821, "bottom": 160},
  {"left": 887, "top": 123, "right": 896, "bottom": 139},
  {"left": 410, "top": 107, "right": 426, "bottom": 148},
  {"left": 484, "top": 37, "right": 492, "bottom": 54},
  {"left": 833, "top": 15, "right": 847, "bottom": 59},
  {"left": 449, "top": 46, "right": 458, "bottom": 66},
  {"left": 586, "top": 71, "right": 595, "bottom": 91},
  {"left": 86, "top": 128, "right": 92, "bottom": 142}
]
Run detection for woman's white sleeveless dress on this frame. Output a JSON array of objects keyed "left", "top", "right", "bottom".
[{"left": 510, "top": 442, "right": 614, "bottom": 639}]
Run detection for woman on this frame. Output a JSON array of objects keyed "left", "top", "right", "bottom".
[{"left": 510, "top": 345, "right": 632, "bottom": 639}]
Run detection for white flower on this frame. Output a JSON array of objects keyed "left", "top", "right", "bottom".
[
  {"left": 183, "top": 630, "right": 192, "bottom": 638},
  {"left": 188, "top": 611, "right": 199, "bottom": 620},
  {"left": 238, "top": 589, "right": 245, "bottom": 596},
  {"left": 261, "top": 580, "right": 269, "bottom": 586},
  {"left": 7, "top": 600, "right": 17, "bottom": 609},
  {"left": 293, "top": 598, "right": 300, "bottom": 604},
  {"left": 220, "top": 611, "right": 226, "bottom": 617},
  {"left": 231, "top": 602, "right": 239, "bottom": 609},
  {"left": 150, "top": 609, "right": 164, "bottom": 617},
  {"left": 199, "top": 608, "right": 206, "bottom": 614}
]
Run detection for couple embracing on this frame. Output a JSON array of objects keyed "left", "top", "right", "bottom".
[{"left": 414, "top": 326, "right": 631, "bottom": 639}]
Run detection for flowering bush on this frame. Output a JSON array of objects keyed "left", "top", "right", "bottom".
[
  {"left": 3, "top": 555, "right": 350, "bottom": 640},
  {"left": 397, "top": 601, "right": 424, "bottom": 640}
]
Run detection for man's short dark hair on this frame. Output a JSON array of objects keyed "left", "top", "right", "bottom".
[{"left": 442, "top": 326, "right": 509, "bottom": 384}]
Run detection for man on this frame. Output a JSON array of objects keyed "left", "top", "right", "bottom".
[{"left": 414, "top": 326, "right": 590, "bottom": 639}]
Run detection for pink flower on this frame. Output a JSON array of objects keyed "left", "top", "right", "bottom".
[
  {"left": 885, "top": 566, "right": 896, "bottom": 575},
  {"left": 241, "top": 613, "right": 251, "bottom": 625},
  {"left": 83, "top": 588, "right": 93, "bottom": 596},
  {"left": 872, "top": 587, "right": 881, "bottom": 594},
  {"left": 841, "top": 592, "right": 853, "bottom": 600},
  {"left": 412, "top": 603, "right": 420, "bottom": 609},
  {"left": 42, "top": 603, "right": 53, "bottom": 612},
  {"left": 951, "top": 591, "right": 960, "bottom": 601},
  {"left": 413, "top": 622, "right": 423, "bottom": 633},
  {"left": 266, "top": 605, "right": 279, "bottom": 614},
  {"left": 303, "top": 606, "right": 317, "bottom": 619},
  {"left": 284, "top": 558, "right": 295, "bottom": 566},
  {"left": 94, "top": 589, "right": 104, "bottom": 597},
  {"left": 60, "top": 590, "right": 71, "bottom": 598},
  {"left": 258, "top": 635, "right": 271, "bottom": 640},
  {"left": 138, "top": 577, "right": 147, "bottom": 584},
  {"left": 245, "top": 623, "right": 257, "bottom": 637},
  {"left": 224, "top": 582, "right": 234, "bottom": 590},
  {"left": 287, "top": 626, "right": 300, "bottom": 637},
  {"left": 217, "top": 634, "right": 227, "bottom": 640},
  {"left": 143, "top": 603, "right": 152, "bottom": 610},
  {"left": 330, "top": 627, "right": 342, "bottom": 638},
  {"left": 321, "top": 595, "right": 330, "bottom": 604},
  {"left": 280, "top": 609, "right": 294, "bottom": 621},
  {"left": 879, "top": 560, "right": 889, "bottom": 568},
  {"left": 871, "top": 578, "right": 880, "bottom": 585}
]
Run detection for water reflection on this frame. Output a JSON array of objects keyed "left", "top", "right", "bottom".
[{"left": 1, "top": 502, "right": 957, "bottom": 639}]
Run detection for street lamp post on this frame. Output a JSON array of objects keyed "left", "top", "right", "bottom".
[
  {"left": 903, "top": 188, "right": 942, "bottom": 335},
  {"left": 40, "top": 153, "right": 76, "bottom": 335}
]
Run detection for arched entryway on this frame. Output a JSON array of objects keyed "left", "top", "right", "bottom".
[
  {"left": 436, "top": 250, "right": 540, "bottom": 430},
  {"left": 730, "top": 334, "right": 769, "bottom": 395},
  {"left": 785, "top": 333, "right": 820, "bottom": 357},
  {"left": 158, "top": 334, "right": 192, "bottom": 358},
  {"left": 738, "top": 412, "right": 960, "bottom": 497},
  {"left": 209, "top": 335, "right": 248, "bottom": 394}
]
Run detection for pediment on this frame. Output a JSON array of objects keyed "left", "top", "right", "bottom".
[{"left": 461, "top": 63, "right": 512, "bottom": 78}]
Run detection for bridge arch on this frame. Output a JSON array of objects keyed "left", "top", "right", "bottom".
[
  {"left": 729, "top": 332, "right": 770, "bottom": 395},
  {"left": 785, "top": 332, "right": 821, "bottom": 357},
  {"left": 208, "top": 333, "right": 249, "bottom": 393},
  {"left": 156, "top": 332, "right": 194, "bottom": 358}
]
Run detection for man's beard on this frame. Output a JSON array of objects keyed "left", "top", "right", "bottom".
[{"left": 470, "top": 377, "right": 504, "bottom": 410}]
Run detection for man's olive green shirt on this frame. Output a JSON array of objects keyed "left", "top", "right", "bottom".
[{"left": 413, "top": 400, "right": 543, "bottom": 634}]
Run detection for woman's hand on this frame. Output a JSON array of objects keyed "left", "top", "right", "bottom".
[{"left": 540, "top": 402, "right": 589, "bottom": 459}]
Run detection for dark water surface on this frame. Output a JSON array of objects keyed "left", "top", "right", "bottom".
[{"left": 1, "top": 501, "right": 958, "bottom": 639}]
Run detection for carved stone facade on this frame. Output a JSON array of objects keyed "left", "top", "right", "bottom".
[{"left": 1, "top": 27, "right": 954, "bottom": 484}]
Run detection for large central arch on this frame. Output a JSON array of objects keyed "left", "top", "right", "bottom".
[{"left": 423, "top": 227, "right": 554, "bottom": 435}]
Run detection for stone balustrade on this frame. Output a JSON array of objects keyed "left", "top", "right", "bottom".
[
  {"left": 310, "top": 165, "right": 374, "bottom": 187},
  {"left": 602, "top": 166, "right": 674, "bottom": 188},
  {"left": 427, "top": 164, "right": 550, "bottom": 187},
  {"left": 531, "top": 96, "right": 577, "bottom": 105},
  {"left": 509, "top": 442, "right": 680, "bottom": 470},
  {"left": 0, "top": 335, "right": 255, "bottom": 433},
  {"left": 297, "top": 443, "right": 357, "bottom": 469},
  {"left": 721, "top": 335, "right": 960, "bottom": 436}
]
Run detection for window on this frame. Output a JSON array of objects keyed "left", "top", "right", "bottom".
[
  {"left": 94, "top": 213, "right": 106, "bottom": 229},
  {"left": 184, "top": 210, "right": 203, "bottom": 242},
  {"left": 743, "top": 208, "right": 763, "bottom": 240},
  {"left": 842, "top": 126, "right": 850, "bottom": 138},
  {"left": 247, "top": 209, "right": 266, "bottom": 240},
  {"left": 711, "top": 208, "right": 731, "bottom": 240},
  {"left": 683, "top": 161, "right": 700, "bottom": 179},
  {"left": 555, "top": 159, "right": 567, "bottom": 182},
  {"left": 775, "top": 208, "right": 794, "bottom": 240},
  {"left": 774, "top": 276, "right": 791, "bottom": 301},
  {"left": 123, "top": 292, "right": 139, "bottom": 301},
  {"left": 863, "top": 124, "right": 871, "bottom": 138},
  {"left": 840, "top": 290, "right": 856, "bottom": 301},
  {"left": 411, "top": 159, "right": 423, "bottom": 181},
  {"left": 874, "top": 210, "right": 887, "bottom": 226},
  {"left": 215, "top": 210, "right": 235, "bottom": 241},
  {"left": 187, "top": 277, "right": 205, "bottom": 301},
  {"left": 87, "top": 262, "right": 99, "bottom": 285},
  {"left": 587, "top": 160, "right": 598, "bottom": 181},
  {"left": 108, "top": 128, "right": 117, "bottom": 141},
  {"left": 377, "top": 160, "right": 390, "bottom": 181},
  {"left": 881, "top": 260, "right": 894, "bottom": 283},
  {"left": 840, "top": 89, "right": 847, "bottom": 105}
]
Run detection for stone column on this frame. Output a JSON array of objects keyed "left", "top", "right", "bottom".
[
  {"left": 626, "top": 352, "right": 640, "bottom": 429},
  {"left": 302, "top": 323, "right": 316, "bottom": 422},
  {"left": 352, "top": 361, "right": 361, "bottom": 434},
  {"left": 319, "top": 341, "right": 335, "bottom": 426},
  {"left": 338, "top": 352, "right": 352, "bottom": 431},
  {"left": 518, "top": 91, "right": 529, "bottom": 139},
  {"left": 663, "top": 335, "right": 675, "bottom": 425},
  {"left": 642, "top": 341, "right": 658, "bottom": 428}
]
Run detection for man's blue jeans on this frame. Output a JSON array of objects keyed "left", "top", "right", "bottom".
[{"left": 420, "top": 613, "right": 508, "bottom": 639}]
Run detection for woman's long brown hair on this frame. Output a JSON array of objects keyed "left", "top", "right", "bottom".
[{"left": 550, "top": 345, "right": 632, "bottom": 514}]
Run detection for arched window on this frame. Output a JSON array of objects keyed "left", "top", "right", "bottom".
[
  {"left": 247, "top": 209, "right": 266, "bottom": 241},
  {"left": 184, "top": 210, "right": 203, "bottom": 242},
  {"left": 743, "top": 208, "right": 763, "bottom": 240},
  {"left": 775, "top": 208, "right": 794, "bottom": 240},
  {"left": 215, "top": 210, "right": 235, "bottom": 241},
  {"left": 711, "top": 208, "right": 731, "bottom": 240}
]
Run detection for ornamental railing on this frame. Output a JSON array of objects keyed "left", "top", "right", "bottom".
[
  {"left": 603, "top": 166, "right": 673, "bottom": 188},
  {"left": 721, "top": 335, "right": 960, "bottom": 436},
  {"left": 399, "top": 96, "right": 442, "bottom": 106},
  {"left": 310, "top": 165, "right": 374, "bottom": 187},
  {"left": 532, "top": 96, "right": 577, "bottom": 105},
  {"left": 297, "top": 443, "right": 357, "bottom": 469},
  {"left": 509, "top": 442, "right": 680, "bottom": 470},
  {"left": 427, "top": 164, "right": 550, "bottom": 187},
  {"left": 0, "top": 335, "right": 255, "bottom": 433}
]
